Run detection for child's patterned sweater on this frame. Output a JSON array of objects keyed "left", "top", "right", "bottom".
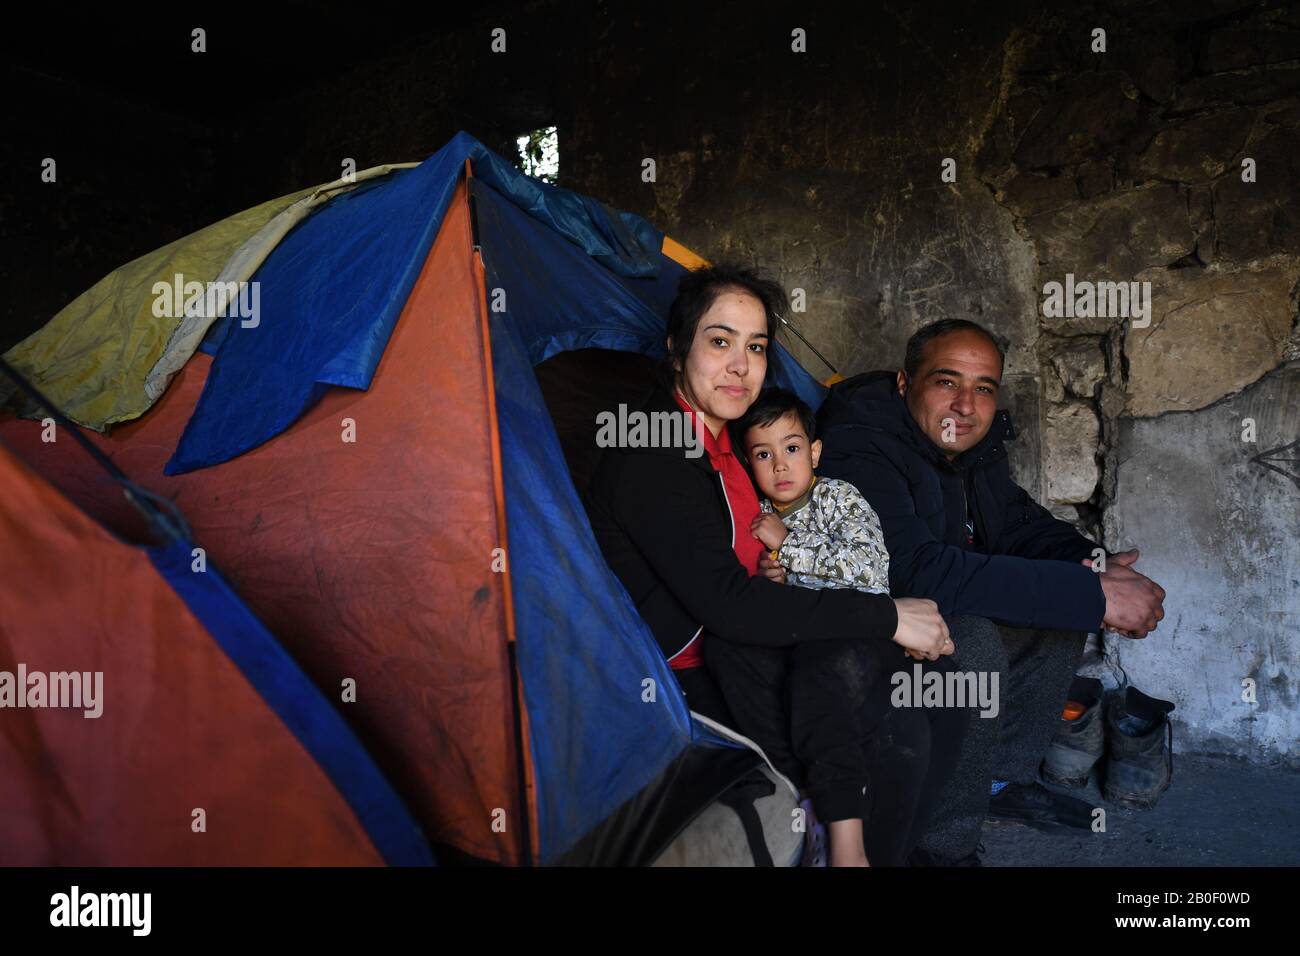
[{"left": 769, "top": 477, "right": 890, "bottom": 594}]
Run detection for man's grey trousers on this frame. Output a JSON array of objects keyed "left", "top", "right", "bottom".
[{"left": 915, "top": 615, "right": 1087, "bottom": 859}]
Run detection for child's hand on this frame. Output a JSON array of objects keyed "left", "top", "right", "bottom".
[
  {"left": 750, "top": 513, "right": 788, "bottom": 551},
  {"left": 757, "top": 552, "right": 786, "bottom": 585}
]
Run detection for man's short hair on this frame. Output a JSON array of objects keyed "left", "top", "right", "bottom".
[
  {"left": 732, "top": 387, "right": 816, "bottom": 452},
  {"left": 903, "top": 319, "right": 1006, "bottom": 380}
]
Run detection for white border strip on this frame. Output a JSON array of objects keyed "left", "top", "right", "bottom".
[{"left": 690, "top": 710, "right": 800, "bottom": 799}]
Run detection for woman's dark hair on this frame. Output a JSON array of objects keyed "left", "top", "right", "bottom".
[
  {"left": 903, "top": 319, "right": 1006, "bottom": 380},
  {"left": 665, "top": 264, "right": 786, "bottom": 380},
  {"left": 731, "top": 387, "right": 816, "bottom": 453}
]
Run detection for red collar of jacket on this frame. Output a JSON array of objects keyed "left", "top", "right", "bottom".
[{"left": 671, "top": 388, "right": 763, "bottom": 576}]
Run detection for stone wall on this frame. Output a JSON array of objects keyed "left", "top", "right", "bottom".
[
  {"left": 973, "top": 2, "right": 1300, "bottom": 765},
  {"left": 1106, "top": 365, "right": 1299, "bottom": 765}
]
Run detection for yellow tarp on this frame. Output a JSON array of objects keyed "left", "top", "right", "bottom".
[
  {"left": 1, "top": 189, "right": 313, "bottom": 430},
  {"left": 2, "top": 164, "right": 417, "bottom": 431}
]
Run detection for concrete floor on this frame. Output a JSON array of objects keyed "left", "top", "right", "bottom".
[{"left": 979, "top": 754, "right": 1300, "bottom": 866}]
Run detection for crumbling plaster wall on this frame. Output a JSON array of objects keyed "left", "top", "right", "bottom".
[{"left": 973, "top": 2, "right": 1300, "bottom": 766}]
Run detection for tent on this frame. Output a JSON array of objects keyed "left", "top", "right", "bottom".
[
  {"left": 0, "top": 421, "right": 432, "bottom": 866},
  {"left": 0, "top": 132, "right": 824, "bottom": 865}
]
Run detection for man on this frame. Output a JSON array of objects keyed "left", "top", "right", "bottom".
[{"left": 816, "top": 318, "right": 1167, "bottom": 864}]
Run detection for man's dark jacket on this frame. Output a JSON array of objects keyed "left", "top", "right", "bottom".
[
  {"left": 584, "top": 383, "right": 899, "bottom": 661},
  {"left": 816, "top": 371, "right": 1106, "bottom": 633}
]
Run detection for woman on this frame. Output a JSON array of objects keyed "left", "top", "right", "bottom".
[{"left": 583, "top": 264, "right": 963, "bottom": 866}]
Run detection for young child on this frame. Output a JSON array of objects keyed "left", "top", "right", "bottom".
[
  {"left": 725, "top": 387, "right": 897, "bottom": 866},
  {"left": 738, "top": 391, "right": 891, "bottom": 597}
]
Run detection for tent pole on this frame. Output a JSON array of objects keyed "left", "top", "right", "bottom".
[
  {"left": 466, "top": 166, "right": 536, "bottom": 867},
  {"left": 777, "top": 314, "right": 839, "bottom": 377},
  {"left": 0, "top": 358, "right": 191, "bottom": 543}
]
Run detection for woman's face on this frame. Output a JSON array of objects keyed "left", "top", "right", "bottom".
[{"left": 672, "top": 289, "right": 770, "bottom": 438}]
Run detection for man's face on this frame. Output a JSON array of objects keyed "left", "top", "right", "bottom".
[
  {"left": 896, "top": 330, "right": 1003, "bottom": 459},
  {"left": 743, "top": 411, "right": 822, "bottom": 507}
]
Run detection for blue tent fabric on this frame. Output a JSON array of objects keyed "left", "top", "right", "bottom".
[
  {"left": 479, "top": 186, "right": 696, "bottom": 863},
  {"left": 150, "top": 536, "right": 435, "bottom": 866},
  {"left": 470, "top": 175, "right": 826, "bottom": 414},
  {"left": 195, "top": 174, "right": 405, "bottom": 360},
  {"left": 166, "top": 150, "right": 459, "bottom": 474},
  {"left": 167, "top": 132, "right": 667, "bottom": 475}
]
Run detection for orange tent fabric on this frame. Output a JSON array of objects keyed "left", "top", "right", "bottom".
[{"left": 0, "top": 441, "right": 389, "bottom": 865}]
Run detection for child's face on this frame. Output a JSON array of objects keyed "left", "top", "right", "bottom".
[{"left": 744, "top": 412, "right": 823, "bottom": 506}]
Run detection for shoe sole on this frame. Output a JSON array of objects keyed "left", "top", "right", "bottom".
[
  {"left": 986, "top": 809, "right": 1090, "bottom": 833},
  {"left": 1103, "top": 785, "right": 1170, "bottom": 811},
  {"left": 1041, "top": 770, "right": 1091, "bottom": 790}
]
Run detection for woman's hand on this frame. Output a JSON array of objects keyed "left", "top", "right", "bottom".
[
  {"left": 750, "top": 513, "right": 788, "bottom": 551},
  {"left": 891, "top": 597, "right": 952, "bottom": 660}
]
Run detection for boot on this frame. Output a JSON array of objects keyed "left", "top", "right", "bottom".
[
  {"left": 1042, "top": 676, "right": 1106, "bottom": 789},
  {"left": 1103, "top": 686, "right": 1175, "bottom": 810}
]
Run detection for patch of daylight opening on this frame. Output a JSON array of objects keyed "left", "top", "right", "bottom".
[{"left": 517, "top": 126, "right": 559, "bottom": 183}]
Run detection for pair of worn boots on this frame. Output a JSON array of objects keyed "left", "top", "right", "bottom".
[{"left": 1042, "top": 677, "right": 1175, "bottom": 809}]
